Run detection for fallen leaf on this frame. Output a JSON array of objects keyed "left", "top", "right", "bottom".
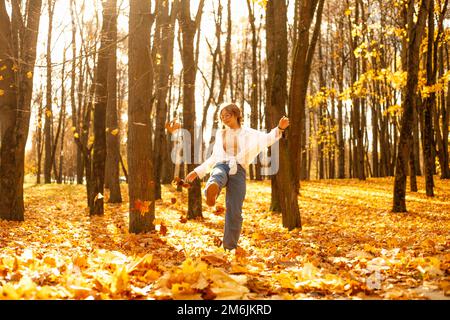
[
  {"left": 179, "top": 216, "right": 187, "bottom": 223},
  {"left": 159, "top": 223, "right": 168, "bottom": 236}
]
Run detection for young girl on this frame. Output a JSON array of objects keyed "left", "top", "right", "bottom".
[{"left": 168, "top": 103, "right": 289, "bottom": 250}]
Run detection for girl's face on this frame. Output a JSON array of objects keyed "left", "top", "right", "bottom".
[{"left": 220, "top": 110, "right": 238, "bottom": 128}]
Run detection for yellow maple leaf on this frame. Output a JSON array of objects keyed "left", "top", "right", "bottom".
[
  {"left": 111, "top": 266, "right": 129, "bottom": 294},
  {"left": 252, "top": 232, "right": 265, "bottom": 240},
  {"left": 72, "top": 254, "right": 88, "bottom": 268},
  {"left": 127, "top": 253, "right": 153, "bottom": 273},
  {"left": 26, "top": 71, "right": 33, "bottom": 79},
  {"left": 111, "top": 128, "right": 119, "bottom": 136},
  {"left": 143, "top": 269, "right": 161, "bottom": 282},
  {"left": 134, "top": 199, "right": 151, "bottom": 216}
]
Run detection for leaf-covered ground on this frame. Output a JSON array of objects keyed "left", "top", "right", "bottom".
[{"left": 0, "top": 177, "right": 449, "bottom": 300}]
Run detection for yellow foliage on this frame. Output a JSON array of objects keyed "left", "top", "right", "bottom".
[
  {"left": 111, "top": 266, "right": 129, "bottom": 294},
  {"left": 383, "top": 104, "right": 402, "bottom": 117},
  {"left": 0, "top": 178, "right": 448, "bottom": 300},
  {"left": 253, "top": 0, "right": 267, "bottom": 8}
]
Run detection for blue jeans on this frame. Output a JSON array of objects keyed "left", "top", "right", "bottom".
[{"left": 205, "top": 162, "right": 246, "bottom": 250}]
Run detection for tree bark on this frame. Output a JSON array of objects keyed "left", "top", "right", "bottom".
[
  {"left": 178, "top": 0, "right": 205, "bottom": 219},
  {"left": 76, "top": 44, "right": 85, "bottom": 184},
  {"left": 421, "top": 0, "right": 437, "bottom": 196},
  {"left": 288, "top": 0, "right": 325, "bottom": 188},
  {"left": 128, "top": 0, "right": 155, "bottom": 232},
  {"left": 153, "top": 0, "right": 178, "bottom": 200},
  {"left": 0, "top": 0, "right": 43, "bottom": 221},
  {"left": 69, "top": 0, "right": 83, "bottom": 184},
  {"left": 336, "top": 15, "right": 346, "bottom": 179},
  {"left": 246, "top": 0, "right": 262, "bottom": 181},
  {"left": 433, "top": 0, "right": 449, "bottom": 178},
  {"left": 104, "top": 0, "right": 122, "bottom": 203},
  {"left": 89, "top": 0, "right": 116, "bottom": 215},
  {"left": 36, "top": 91, "right": 44, "bottom": 184},
  {"left": 44, "top": 0, "right": 55, "bottom": 184},
  {"left": 346, "top": 0, "right": 365, "bottom": 180},
  {"left": 56, "top": 50, "right": 67, "bottom": 184},
  {"left": 267, "top": 0, "right": 301, "bottom": 230},
  {"left": 442, "top": 43, "right": 450, "bottom": 178},
  {"left": 393, "top": 0, "right": 429, "bottom": 212}
]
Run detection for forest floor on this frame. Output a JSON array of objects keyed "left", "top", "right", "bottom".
[{"left": 0, "top": 176, "right": 449, "bottom": 300}]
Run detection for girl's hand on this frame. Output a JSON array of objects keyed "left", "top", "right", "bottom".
[
  {"left": 185, "top": 171, "right": 199, "bottom": 183},
  {"left": 165, "top": 119, "right": 181, "bottom": 134},
  {"left": 278, "top": 116, "right": 290, "bottom": 130}
]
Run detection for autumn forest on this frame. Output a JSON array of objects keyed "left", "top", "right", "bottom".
[{"left": 0, "top": 0, "right": 449, "bottom": 300}]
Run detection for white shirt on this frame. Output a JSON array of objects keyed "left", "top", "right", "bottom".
[
  {"left": 223, "top": 127, "right": 242, "bottom": 157},
  {"left": 193, "top": 126, "right": 284, "bottom": 179}
]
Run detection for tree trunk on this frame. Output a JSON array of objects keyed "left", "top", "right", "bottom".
[
  {"left": 246, "top": 0, "right": 262, "bottom": 181},
  {"left": 225, "top": 0, "right": 233, "bottom": 102},
  {"left": 57, "top": 50, "right": 67, "bottom": 184},
  {"left": 347, "top": 0, "right": 365, "bottom": 181},
  {"left": 49, "top": 49, "right": 66, "bottom": 184},
  {"left": 390, "top": 115, "right": 397, "bottom": 176},
  {"left": 70, "top": 0, "right": 82, "bottom": 185},
  {"left": 161, "top": 92, "right": 175, "bottom": 184},
  {"left": 422, "top": 0, "right": 437, "bottom": 196},
  {"left": 44, "top": 0, "right": 55, "bottom": 184},
  {"left": 337, "top": 17, "right": 345, "bottom": 179},
  {"left": 267, "top": 0, "right": 301, "bottom": 230},
  {"left": 105, "top": 0, "right": 122, "bottom": 203},
  {"left": 399, "top": 4, "right": 418, "bottom": 191},
  {"left": 266, "top": 79, "right": 281, "bottom": 213},
  {"left": 409, "top": 103, "right": 418, "bottom": 191},
  {"left": 154, "top": 0, "right": 178, "bottom": 200},
  {"left": 89, "top": 0, "right": 116, "bottom": 215},
  {"left": 75, "top": 59, "right": 96, "bottom": 210},
  {"left": 36, "top": 91, "right": 44, "bottom": 184},
  {"left": 442, "top": 44, "right": 450, "bottom": 178},
  {"left": 76, "top": 46, "right": 85, "bottom": 184},
  {"left": 318, "top": 35, "right": 325, "bottom": 180},
  {"left": 178, "top": 0, "right": 205, "bottom": 219},
  {"left": 433, "top": 0, "right": 449, "bottom": 179},
  {"left": 413, "top": 100, "right": 421, "bottom": 176},
  {"left": 288, "top": 0, "right": 324, "bottom": 188},
  {"left": 128, "top": 0, "right": 155, "bottom": 232},
  {"left": 359, "top": 0, "right": 368, "bottom": 180},
  {"left": 393, "top": 0, "right": 429, "bottom": 212},
  {"left": 0, "top": 0, "right": 43, "bottom": 221}
]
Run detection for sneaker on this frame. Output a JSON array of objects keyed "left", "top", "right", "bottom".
[{"left": 205, "top": 182, "right": 219, "bottom": 207}]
